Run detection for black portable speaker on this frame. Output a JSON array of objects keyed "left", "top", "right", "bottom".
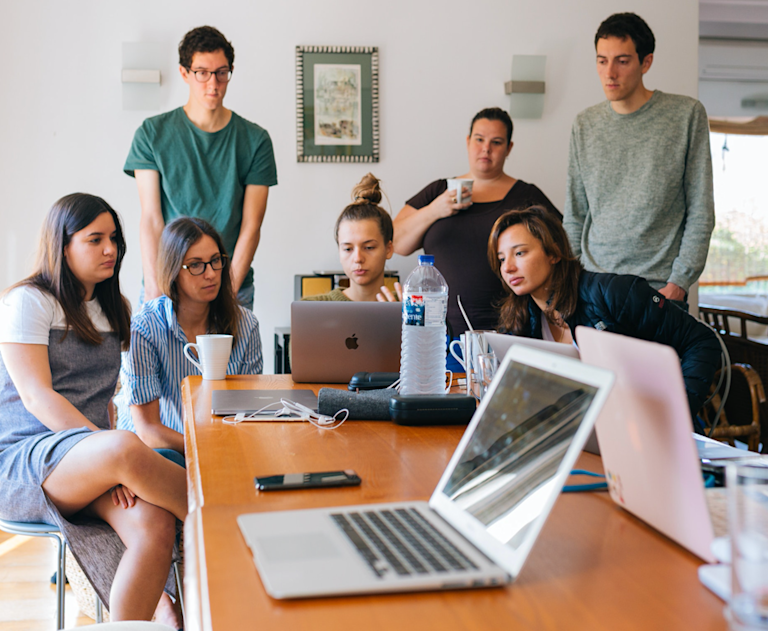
[{"left": 388, "top": 394, "right": 476, "bottom": 426}]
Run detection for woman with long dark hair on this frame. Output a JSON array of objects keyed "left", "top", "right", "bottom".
[
  {"left": 0, "top": 193, "right": 186, "bottom": 624},
  {"left": 487, "top": 206, "right": 721, "bottom": 421},
  {"left": 117, "top": 217, "right": 262, "bottom": 456}
]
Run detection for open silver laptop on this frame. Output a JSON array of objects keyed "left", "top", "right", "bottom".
[
  {"left": 486, "top": 332, "right": 580, "bottom": 360},
  {"left": 291, "top": 301, "right": 401, "bottom": 383},
  {"left": 576, "top": 326, "right": 722, "bottom": 562},
  {"left": 237, "top": 345, "right": 614, "bottom": 599}
]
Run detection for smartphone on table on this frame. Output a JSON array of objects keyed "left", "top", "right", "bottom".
[{"left": 254, "top": 470, "right": 361, "bottom": 491}]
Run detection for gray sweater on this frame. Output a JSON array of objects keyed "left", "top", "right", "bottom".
[{"left": 564, "top": 91, "right": 714, "bottom": 292}]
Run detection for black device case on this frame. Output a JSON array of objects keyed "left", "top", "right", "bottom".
[
  {"left": 348, "top": 371, "right": 401, "bottom": 391},
  {"left": 389, "top": 394, "right": 476, "bottom": 425}
]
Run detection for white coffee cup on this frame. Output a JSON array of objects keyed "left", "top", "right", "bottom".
[
  {"left": 446, "top": 178, "right": 474, "bottom": 204},
  {"left": 183, "top": 334, "right": 233, "bottom": 380},
  {"left": 449, "top": 330, "right": 496, "bottom": 398}
]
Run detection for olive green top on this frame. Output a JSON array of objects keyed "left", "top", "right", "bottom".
[{"left": 301, "top": 288, "right": 351, "bottom": 302}]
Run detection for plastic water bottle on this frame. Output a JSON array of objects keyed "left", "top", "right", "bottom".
[{"left": 400, "top": 255, "right": 449, "bottom": 395}]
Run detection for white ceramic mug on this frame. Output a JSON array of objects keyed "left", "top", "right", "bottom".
[
  {"left": 446, "top": 178, "right": 474, "bottom": 204},
  {"left": 183, "top": 334, "right": 233, "bottom": 380},
  {"left": 449, "top": 330, "right": 496, "bottom": 398}
]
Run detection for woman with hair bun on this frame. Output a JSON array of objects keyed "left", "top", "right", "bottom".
[{"left": 305, "top": 173, "right": 401, "bottom": 302}]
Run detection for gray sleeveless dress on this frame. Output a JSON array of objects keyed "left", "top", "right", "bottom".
[{"left": 0, "top": 327, "right": 177, "bottom": 608}]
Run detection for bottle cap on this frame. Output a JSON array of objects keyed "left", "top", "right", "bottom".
[{"left": 418, "top": 255, "right": 435, "bottom": 266}]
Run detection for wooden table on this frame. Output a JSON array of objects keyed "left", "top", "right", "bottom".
[{"left": 181, "top": 375, "right": 726, "bottom": 631}]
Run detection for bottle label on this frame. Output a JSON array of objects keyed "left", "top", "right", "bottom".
[{"left": 403, "top": 294, "right": 445, "bottom": 327}]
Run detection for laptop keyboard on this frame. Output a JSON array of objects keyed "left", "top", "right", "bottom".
[{"left": 330, "top": 507, "right": 480, "bottom": 579}]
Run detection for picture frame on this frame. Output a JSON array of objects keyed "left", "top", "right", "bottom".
[{"left": 296, "top": 45, "right": 379, "bottom": 163}]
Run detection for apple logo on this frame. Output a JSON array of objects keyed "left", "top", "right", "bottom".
[{"left": 345, "top": 334, "right": 359, "bottom": 350}]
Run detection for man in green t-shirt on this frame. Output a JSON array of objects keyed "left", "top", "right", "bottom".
[{"left": 124, "top": 26, "right": 278, "bottom": 309}]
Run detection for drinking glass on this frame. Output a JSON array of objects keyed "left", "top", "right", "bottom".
[{"left": 727, "top": 463, "right": 768, "bottom": 631}]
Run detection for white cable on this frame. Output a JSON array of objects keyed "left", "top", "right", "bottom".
[
  {"left": 222, "top": 402, "right": 283, "bottom": 424},
  {"left": 277, "top": 398, "right": 349, "bottom": 430},
  {"left": 698, "top": 320, "right": 731, "bottom": 436},
  {"left": 222, "top": 398, "right": 349, "bottom": 430}
]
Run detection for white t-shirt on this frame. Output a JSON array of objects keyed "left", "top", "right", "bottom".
[{"left": 0, "top": 285, "right": 112, "bottom": 345}]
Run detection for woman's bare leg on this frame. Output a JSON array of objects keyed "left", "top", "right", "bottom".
[
  {"left": 154, "top": 591, "right": 183, "bottom": 629},
  {"left": 85, "top": 492, "right": 176, "bottom": 621},
  {"left": 42, "top": 430, "right": 187, "bottom": 520}
]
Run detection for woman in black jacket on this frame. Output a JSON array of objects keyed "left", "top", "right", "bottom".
[{"left": 487, "top": 206, "right": 721, "bottom": 422}]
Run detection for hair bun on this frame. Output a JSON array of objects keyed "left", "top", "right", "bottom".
[{"left": 351, "top": 173, "right": 382, "bottom": 205}]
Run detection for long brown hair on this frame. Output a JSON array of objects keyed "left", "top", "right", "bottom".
[
  {"left": 487, "top": 207, "right": 583, "bottom": 334},
  {"left": 157, "top": 217, "right": 239, "bottom": 337},
  {"left": 334, "top": 173, "right": 393, "bottom": 244},
  {"left": 13, "top": 193, "right": 131, "bottom": 349}
]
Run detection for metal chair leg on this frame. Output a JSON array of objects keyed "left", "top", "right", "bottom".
[
  {"left": 0, "top": 520, "right": 67, "bottom": 630},
  {"left": 55, "top": 538, "right": 66, "bottom": 630},
  {"left": 174, "top": 561, "right": 185, "bottom": 627},
  {"left": 95, "top": 594, "right": 103, "bottom": 623}
]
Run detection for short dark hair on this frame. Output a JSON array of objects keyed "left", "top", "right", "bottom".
[
  {"left": 334, "top": 173, "right": 394, "bottom": 245},
  {"left": 157, "top": 217, "right": 240, "bottom": 338},
  {"left": 469, "top": 108, "right": 513, "bottom": 145},
  {"left": 178, "top": 26, "right": 235, "bottom": 69},
  {"left": 595, "top": 13, "right": 655, "bottom": 63}
]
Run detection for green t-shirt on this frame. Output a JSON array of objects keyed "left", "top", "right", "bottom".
[{"left": 124, "top": 107, "right": 278, "bottom": 288}]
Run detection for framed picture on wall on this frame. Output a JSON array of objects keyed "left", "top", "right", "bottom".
[{"left": 296, "top": 45, "right": 379, "bottom": 163}]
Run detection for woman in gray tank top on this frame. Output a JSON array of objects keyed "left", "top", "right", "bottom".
[{"left": 0, "top": 194, "right": 185, "bottom": 627}]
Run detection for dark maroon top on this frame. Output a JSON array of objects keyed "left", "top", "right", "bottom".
[{"left": 406, "top": 179, "right": 561, "bottom": 335}]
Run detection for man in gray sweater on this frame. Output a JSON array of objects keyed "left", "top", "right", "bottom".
[{"left": 564, "top": 13, "right": 714, "bottom": 305}]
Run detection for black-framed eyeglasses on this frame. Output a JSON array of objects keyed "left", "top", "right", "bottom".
[
  {"left": 181, "top": 255, "right": 228, "bottom": 276},
  {"left": 186, "top": 67, "right": 232, "bottom": 83}
]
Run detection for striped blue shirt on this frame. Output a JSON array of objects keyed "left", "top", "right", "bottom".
[{"left": 116, "top": 295, "right": 262, "bottom": 435}]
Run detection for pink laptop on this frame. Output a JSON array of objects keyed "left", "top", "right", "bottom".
[{"left": 576, "top": 327, "right": 717, "bottom": 563}]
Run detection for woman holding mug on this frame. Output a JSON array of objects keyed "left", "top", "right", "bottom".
[
  {"left": 0, "top": 193, "right": 185, "bottom": 624},
  {"left": 305, "top": 173, "right": 401, "bottom": 302},
  {"left": 117, "top": 217, "right": 262, "bottom": 457},
  {"left": 394, "top": 107, "right": 560, "bottom": 337},
  {"left": 487, "top": 206, "right": 721, "bottom": 420}
]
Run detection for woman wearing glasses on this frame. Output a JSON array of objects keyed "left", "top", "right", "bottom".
[{"left": 117, "top": 217, "right": 262, "bottom": 458}]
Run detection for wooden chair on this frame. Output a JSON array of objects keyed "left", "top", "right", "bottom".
[
  {"left": 699, "top": 304, "right": 768, "bottom": 451},
  {"left": 699, "top": 363, "right": 765, "bottom": 452}
]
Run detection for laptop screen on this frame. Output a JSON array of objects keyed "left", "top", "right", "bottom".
[{"left": 440, "top": 361, "right": 598, "bottom": 551}]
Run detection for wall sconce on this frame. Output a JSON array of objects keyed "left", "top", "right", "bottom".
[
  {"left": 505, "top": 55, "right": 546, "bottom": 119},
  {"left": 122, "top": 42, "right": 164, "bottom": 111}
]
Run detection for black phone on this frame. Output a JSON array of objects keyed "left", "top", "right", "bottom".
[{"left": 254, "top": 469, "right": 362, "bottom": 491}]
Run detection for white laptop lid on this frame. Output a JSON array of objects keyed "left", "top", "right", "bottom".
[
  {"left": 486, "top": 332, "right": 580, "bottom": 361},
  {"left": 576, "top": 327, "right": 717, "bottom": 562},
  {"left": 427, "top": 345, "right": 614, "bottom": 578},
  {"left": 290, "top": 301, "right": 401, "bottom": 383}
]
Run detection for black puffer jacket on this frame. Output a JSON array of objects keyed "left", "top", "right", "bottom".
[{"left": 517, "top": 271, "right": 721, "bottom": 420}]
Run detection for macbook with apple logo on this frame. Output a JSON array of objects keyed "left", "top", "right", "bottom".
[{"left": 291, "top": 301, "right": 402, "bottom": 383}]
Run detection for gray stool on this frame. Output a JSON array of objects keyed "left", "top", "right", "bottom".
[{"left": 0, "top": 518, "right": 103, "bottom": 629}]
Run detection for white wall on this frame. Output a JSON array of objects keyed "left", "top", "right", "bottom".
[{"left": 0, "top": 0, "right": 699, "bottom": 372}]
